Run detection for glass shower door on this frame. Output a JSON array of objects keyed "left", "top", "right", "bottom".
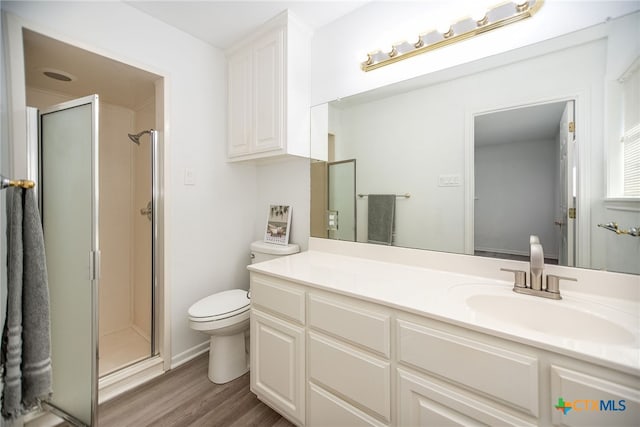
[
  {"left": 328, "top": 159, "right": 357, "bottom": 241},
  {"left": 39, "top": 95, "right": 99, "bottom": 426}
]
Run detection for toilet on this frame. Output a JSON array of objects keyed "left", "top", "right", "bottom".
[{"left": 188, "top": 240, "right": 300, "bottom": 384}]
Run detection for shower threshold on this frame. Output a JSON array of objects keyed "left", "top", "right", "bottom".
[{"left": 99, "top": 327, "right": 151, "bottom": 377}]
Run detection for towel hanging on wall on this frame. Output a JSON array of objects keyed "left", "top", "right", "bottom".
[
  {"left": 1, "top": 187, "right": 52, "bottom": 419},
  {"left": 367, "top": 194, "right": 396, "bottom": 245}
]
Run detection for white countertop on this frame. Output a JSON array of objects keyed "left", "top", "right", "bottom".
[{"left": 248, "top": 250, "right": 640, "bottom": 376}]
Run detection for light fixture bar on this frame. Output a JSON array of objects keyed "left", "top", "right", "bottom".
[{"left": 361, "top": 0, "right": 544, "bottom": 72}]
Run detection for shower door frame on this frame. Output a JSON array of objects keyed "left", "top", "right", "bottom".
[
  {"left": 150, "top": 129, "right": 159, "bottom": 356},
  {"left": 38, "top": 94, "right": 100, "bottom": 427}
]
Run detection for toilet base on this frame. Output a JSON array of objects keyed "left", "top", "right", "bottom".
[{"left": 208, "top": 332, "right": 248, "bottom": 384}]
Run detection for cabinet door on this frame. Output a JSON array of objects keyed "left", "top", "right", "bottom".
[
  {"left": 228, "top": 51, "right": 251, "bottom": 157},
  {"left": 251, "top": 309, "right": 304, "bottom": 425},
  {"left": 252, "top": 28, "right": 284, "bottom": 153}
]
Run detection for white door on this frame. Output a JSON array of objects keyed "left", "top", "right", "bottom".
[
  {"left": 556, "top": 101, "right": 575, "bottom": 266},
  {"left": 39, "top": 95, "right": 99, "bottom": 426}
]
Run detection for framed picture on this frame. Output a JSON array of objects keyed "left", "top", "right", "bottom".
[{"left": 264, "top": 204, "right": 292, "bottom": 245}]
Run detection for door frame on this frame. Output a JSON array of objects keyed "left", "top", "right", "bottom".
[
  {"left": 464, "top": 91, "right": 591, "bottom": 267},
  {"left": 38, "top": 94, "right": 100, "bottom": 427}
]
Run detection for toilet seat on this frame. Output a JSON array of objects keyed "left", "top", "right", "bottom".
[{"left": 188, "top": 289, "right": 250, "bottom": 323}]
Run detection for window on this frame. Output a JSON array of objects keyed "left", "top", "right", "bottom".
[{"left": 620, "top": 58, "right": 640, "bottom": 196}]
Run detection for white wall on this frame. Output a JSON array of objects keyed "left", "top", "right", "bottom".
[
  {"left": 1, "top": 1, "right": 258, "bottom": 366},
  {"left": 254, "top": 157, "right": 310, "bottom": 252},
  {"left": 475, "top": 139, "right": 557, "bottom": 258}
]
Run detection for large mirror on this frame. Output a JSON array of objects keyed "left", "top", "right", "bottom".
[{"left": 310, "top": 12, "right": 640, "bottom": 275}]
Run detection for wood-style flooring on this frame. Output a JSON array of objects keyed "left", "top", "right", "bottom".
[{"left": 66, "top": 353, "right": 294, "bottom": 426}]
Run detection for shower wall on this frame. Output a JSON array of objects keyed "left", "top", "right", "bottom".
[
  {"left": 26, "top": 87, "right": 152, "bottom": 342},
  {"left": 132, "top": 98, "right": 154, "bottom": 341}
]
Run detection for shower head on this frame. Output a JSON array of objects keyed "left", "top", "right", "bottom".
[{"left": 128, "top": 129, "right": 153, "bottom": 145}]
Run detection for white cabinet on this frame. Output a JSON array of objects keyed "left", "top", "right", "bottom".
[
  {"left": 250, "top": 271, "right": 640, "bottom": 426},
  {"left": 226, "top": 10, "right": 310, "bottom": 161},
  {"left": 250, "top": 275, "right": 305, "bottom": 425},
  {"left": 307, "top": 292, "right": 392, "bottom": 425}
]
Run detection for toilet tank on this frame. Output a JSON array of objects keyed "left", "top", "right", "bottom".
[{"left": 250, "top": 240, "right": 300, "bottom": 264}]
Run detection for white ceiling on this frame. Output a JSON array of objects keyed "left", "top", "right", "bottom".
[
  {"left": 475, "top": 102, "right": 567, "bottom": 147},
  {"left": 23, "top": 1, "right": 368, "bottom": 110},
  {"left": 125, "top": 0, "right": 369, "bottom": 49}
]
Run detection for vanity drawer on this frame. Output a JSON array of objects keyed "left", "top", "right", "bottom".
[
  {"left": 309, "top": 383, "right": 387, "bottom": 427},
  {"left": 308, "top": 332, "right": 391, "bottom": 422},
  {"left": 397, "top": 319, "right": 539, "bottom": 416},
  {"left": 397, "top": 368, "right": 535, "bottom": 427},
  {"left": 550, "top": 365, "right": 640, "bottom": 426},
  {"left": 250, "top": 273, "right": 305, "bottom": 324},
  {"left": 308, "top": 293, "right": 390, "bottom": 357}
]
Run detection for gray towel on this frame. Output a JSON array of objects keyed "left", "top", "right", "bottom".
[
  {"left": 2, "top": 188, "right": 52, "bottom": 419},
  {"left": 367, "top": 194, "right": 395, "bottom": 245}
]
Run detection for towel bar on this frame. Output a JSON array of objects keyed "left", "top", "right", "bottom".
[
  {"left": 1, "top": 174, "right": 36, "bottom": 190},
  {"left": 597, "top": 222, "right": 640, "bottom": 237}
]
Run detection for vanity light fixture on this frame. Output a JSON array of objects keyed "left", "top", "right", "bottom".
[{"left": 361, "top": 0, "right": 544, "bottom": 72}]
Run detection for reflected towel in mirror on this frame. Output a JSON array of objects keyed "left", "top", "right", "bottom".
[{"left": 367, "top": 194, "right": 395, "bottom": 245}]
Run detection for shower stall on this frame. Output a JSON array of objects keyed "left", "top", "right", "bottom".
[
  {"left": 97, "top": 126, "right": 159, "bottom": 377},
  {"left": 18, "top": 28, "right": 164, "bottom": 425},
  {"left": 98, "top": 122, "right": 159, "bottom": 378}
]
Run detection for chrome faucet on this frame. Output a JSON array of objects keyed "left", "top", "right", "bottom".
[
  {"left": 529, "top": 241, "right": 544, "bottom": 291},
  {"left": 501, "top": 235, "right": 576, "bottom": 300}
]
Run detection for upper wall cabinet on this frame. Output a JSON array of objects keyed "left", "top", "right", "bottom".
[{"left": 226, "top": 10, "right": 311, "bottom": 162}]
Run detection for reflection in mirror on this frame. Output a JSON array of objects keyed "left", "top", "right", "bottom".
[
  {"left": 328, "top": 160, "right": 356, "bottom": 241},
  {"left": 310, "top": 12, "right": 640, "bottom": 275},
  {"left": 474, "top": 101, "right": 569, "bottom": 265}
]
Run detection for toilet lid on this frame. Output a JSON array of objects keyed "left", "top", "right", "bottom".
[{"left": 188, "top": 289, "right": 250, "bottom": 318}]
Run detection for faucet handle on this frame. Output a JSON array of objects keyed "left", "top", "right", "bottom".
[
  {"left": 546, "top": 274, "right": 577, "bottom": 296},
  {"left": 500, "top": 268, "right": 527, "bottom": 288}
]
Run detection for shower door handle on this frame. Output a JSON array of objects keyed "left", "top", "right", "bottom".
[{"left": 140, "top": 201, "right": 152, "bottom": 221}]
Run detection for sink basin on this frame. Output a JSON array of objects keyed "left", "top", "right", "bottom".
[{"left": 449, "top": 284, "right": 637, "bottom": 345}]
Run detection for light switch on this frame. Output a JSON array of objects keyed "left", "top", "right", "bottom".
[{"left": 184, "top": 168, "right": 196, "bottom": 185}]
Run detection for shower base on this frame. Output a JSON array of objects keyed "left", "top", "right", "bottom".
[{"left": 99, "top": 327, "right": 150, "bottom": 377}]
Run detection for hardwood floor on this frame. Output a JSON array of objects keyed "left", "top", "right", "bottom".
[{"left": 93, "top": 353, "right": 293, "bottom": 426}]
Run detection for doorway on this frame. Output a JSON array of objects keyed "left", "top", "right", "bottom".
[
  {"left": 472, "top": 101, "right": 574, "bottom": 265},
  {"left": 19, "top": 28, "right": 165, "bottom": 424}
]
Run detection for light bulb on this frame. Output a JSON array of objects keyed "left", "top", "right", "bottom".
[
  {"left": 436, "top": 22, "right": 452, "bottom": 34},
  {"left": 471, "top": 8, "right": 487, "bottom": 22}
]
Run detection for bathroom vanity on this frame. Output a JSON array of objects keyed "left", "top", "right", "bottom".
[{"left": 248, "top": 239, "right": 639, "bottom": 426}]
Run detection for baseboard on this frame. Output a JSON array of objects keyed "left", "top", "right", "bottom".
[
  {"left": 98, "top": 356, "right": 164, "bottom": 404},
  {"left": 170, "top": 340, "right": 209, "bottom": 369}
]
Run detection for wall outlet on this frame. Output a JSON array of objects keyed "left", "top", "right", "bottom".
[{"left": 438, "top": 174, "right": 461, "bottom": 187}]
